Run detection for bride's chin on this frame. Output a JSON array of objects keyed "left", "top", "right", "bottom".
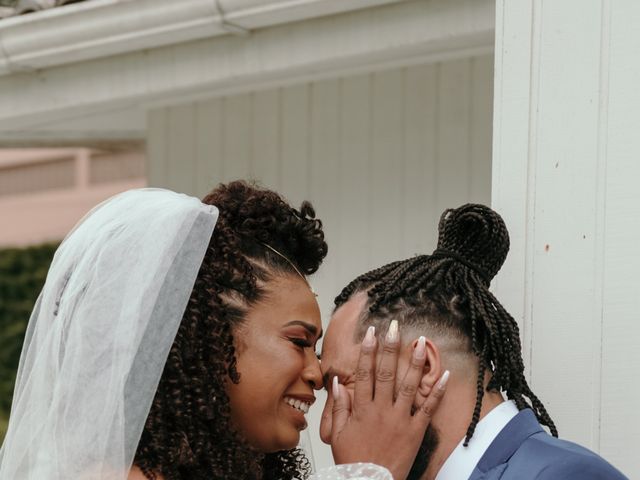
[{"left": 245, "top": 428, "right": 300, "bottom": 453}]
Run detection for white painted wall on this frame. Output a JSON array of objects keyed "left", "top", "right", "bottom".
[
  {"left": 147, "top": 55, "right": 494, "bottom": 469},
  {"left": 492, "top": 0, "right": 639, "bottom": 476}
]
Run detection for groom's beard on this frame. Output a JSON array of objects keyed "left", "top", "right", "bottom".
[{"left": 406, "top": 425, "right": 439, "bottom": 480}]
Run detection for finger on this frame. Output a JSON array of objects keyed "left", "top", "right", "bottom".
[
  {"left": 374, "top": 319, "right": 400, "bottom": 404},
  {"left": 353, "top": 325, "right": 377, "bottom": 408},
  {"left": 412, "top": 374, "right": 434, "bottom": 411},
  {"left": 395, "top": 336, "right": 427, "bottom": 412},
  {"left": 330, "top": 376, "right": 352, "bottom": 442},
  {"left": 414, "top": 370, "right": 449, "bottom": 429}
]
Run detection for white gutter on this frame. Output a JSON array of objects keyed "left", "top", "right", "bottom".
[{"left": 0, "top": 0, "right": 402, "bottom": 76}]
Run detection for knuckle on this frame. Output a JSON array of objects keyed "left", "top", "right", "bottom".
[
  {"left": 410, "top": 356, "right": 425, "bottom": 368},
  {"left": 355, "top": 367, "right": 372, "bottom": 382},
  {"left": 420, "top": 402, "right": 435, "bottom": 417},
  {"left": 399, "top": 383, "right": 417, "bottom": 397},
  {"left": 359, "top": 346, "right": 374, "bottom": 356},
  {"left": 376, "top": 369, "right": 394, "bottom": 383},
  {"left": 382, "top": 344, "right": 399, "bottom": 354}
]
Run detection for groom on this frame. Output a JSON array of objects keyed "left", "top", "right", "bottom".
[{"left": 319, "top": 205, "right": 627, "bottom": 480}]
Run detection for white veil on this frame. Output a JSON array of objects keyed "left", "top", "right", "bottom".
[{"left": 0, "top": 189, "right": 218, "bottom": 480}]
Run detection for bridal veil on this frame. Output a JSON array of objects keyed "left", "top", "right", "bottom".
[{"left": 0, "top": 189, "right": 218, "bottom": 479}]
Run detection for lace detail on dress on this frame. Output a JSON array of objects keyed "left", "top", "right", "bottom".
[{"left": 311, "top": 463, "right": 393, "bottom": 480}]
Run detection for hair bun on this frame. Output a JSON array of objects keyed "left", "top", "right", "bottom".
[{"left": 435, "top": 203, "right": 510, "bottom": 283}]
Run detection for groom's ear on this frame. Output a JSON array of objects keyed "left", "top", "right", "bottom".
[{"left": 409, "top": 337, "right": 442, "bottom": 409}]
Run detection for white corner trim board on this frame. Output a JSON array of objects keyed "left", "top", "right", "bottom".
[{"left": 0, "top": 0, "right": 402, "bottom": 76}]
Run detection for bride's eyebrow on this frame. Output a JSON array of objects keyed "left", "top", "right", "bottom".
[{"left": 282, "top": 320, "right": 323, "bottom": 340}]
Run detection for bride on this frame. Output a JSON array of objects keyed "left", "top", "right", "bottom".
[{"left": 0, "top": 181, "right": 445, "bottom": 480}]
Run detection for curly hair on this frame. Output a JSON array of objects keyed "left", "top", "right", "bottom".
[
  {"left": 134, "top": 181, "right": 328, "bottom": 479},
  {"left": 335, "top": 204, "right": 556, "bottom": 448}
]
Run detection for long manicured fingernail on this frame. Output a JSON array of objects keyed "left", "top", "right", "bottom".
[
  {"left": 386, "top": 319, "right": 399, "bottom": 343},
  {"left": 437, "top": 370, "right": 450, "bottom": 390},
  {"left": 363, "top": 325, "right": 376, "bottom": 347},
  {"left": 414, "top": 336, "right": 426, "bottom": 359},
  {"left": 332, "top": 376, "right": 340, "bottom": 400}
]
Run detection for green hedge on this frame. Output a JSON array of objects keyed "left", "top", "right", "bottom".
[{"left": 0, "top": 243, "right": 58, "bottom": 438}]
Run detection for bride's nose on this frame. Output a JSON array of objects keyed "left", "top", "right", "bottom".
[{"left": 302, "top": 350, "right": 323, "bottom": 390}]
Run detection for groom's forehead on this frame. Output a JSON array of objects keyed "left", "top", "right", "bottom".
[{"left": 321, "top": 294, "right": 367, "bottom": 365}]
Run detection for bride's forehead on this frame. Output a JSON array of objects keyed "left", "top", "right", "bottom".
[{"left": 245, "top": 276, "right": 321, "bottom": 328}]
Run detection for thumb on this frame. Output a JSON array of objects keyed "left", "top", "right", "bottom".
[{"left": 331, "top": 376, "right": 351, "bottom": 442}]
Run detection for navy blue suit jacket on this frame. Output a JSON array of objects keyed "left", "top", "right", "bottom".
[{"left": 468, "top": 409, "right": 628, "bottom": 479}]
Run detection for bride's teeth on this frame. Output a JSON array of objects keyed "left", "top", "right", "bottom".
[{"left": 284, "top": 396, "right": 310, "bottom": 413}]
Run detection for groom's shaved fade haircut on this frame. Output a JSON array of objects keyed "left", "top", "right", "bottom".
[{"left": 335, "top": 204, "right": 557, "bottom": 446}]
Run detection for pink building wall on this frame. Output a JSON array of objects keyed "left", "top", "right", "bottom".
[{"left": 0, "top": 148, "right": 145, "bottom": 247}]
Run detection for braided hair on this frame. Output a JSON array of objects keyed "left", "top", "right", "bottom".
[
  {"left": 335, "top": 204, "right": 556, "bottom": 446},
  {"left": 134, "top": 180, "right": 327, "bottom": 479}
]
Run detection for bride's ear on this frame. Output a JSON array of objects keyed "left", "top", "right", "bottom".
[{"left": 410, "top": 337, "right": 442, "bottom": 409}]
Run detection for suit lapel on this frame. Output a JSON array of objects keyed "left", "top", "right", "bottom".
[{"left": 467, "top": 409, "right": 543, "bottom": 480}]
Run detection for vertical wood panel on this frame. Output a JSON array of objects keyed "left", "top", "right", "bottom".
[
  {"left": 403, "top": 64, "right": 438, "bottom": 255},
  {"left": 223, "top": 94, "right": 252, "bottom": 182},
  {"left": 470, "top": 55, "right": 493, "bottom": 204},
  {"left": 147, "top": 109, "right": 168, "bottom": 188},
  {"left": 195, "top": 98, "right": 223, "bottom": 197},
  {"left": 370, "top": 69, "right": 404, "bottom": 264},
  {"left": 166, "top": 104, "right": 196, "bottom": 193},
  {"left": 491, "top": 0, "right": 536, "bottom": 343},
  {"left": 437, "top": 60, "right": 471, "bottom": 214},
  {"left": 337, "top": 74, "right": 372, "bottom": 283},
  {"left": 308, "top": 79, "right": 341, "bottom": 311},
  {"left": 529, "top": 0, "right": 603, "bottom": 447},
  {"left": 281, "top": 84, "right": 310, "bottom": 207},
  {"left": 252, "top": 89, "right": 281, "bottom": 190},
  {"left": 494, "top": 1, "right": 639, "bottom": 474},
  {"left": 599, "top": 1, "right": 640, "bottom": 473}
]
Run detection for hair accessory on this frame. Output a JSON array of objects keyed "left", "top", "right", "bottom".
[
  {"left": 431, "top": 248, "right": 490, "bottom": 284},
  {"left": 261, "top": 242, "right": 317, "bottom": 297}
]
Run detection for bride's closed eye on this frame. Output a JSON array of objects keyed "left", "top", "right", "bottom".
[
  {"left": 289, "top": 337, "right": 312, "bottom": 349},
  {"left": 288, "top": 337, "right": 321, "bottom": 359}
]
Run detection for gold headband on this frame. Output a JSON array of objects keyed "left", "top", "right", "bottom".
[{"left": 261, "top": 242, "right": 317, "bottom": 297}]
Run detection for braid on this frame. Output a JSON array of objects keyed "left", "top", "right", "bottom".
[
  {"left": 335, "top": 204, "right": 557, "bottom": 443},
  {"left": 464, "top": 344, "right": 487, "bottom": 446}
]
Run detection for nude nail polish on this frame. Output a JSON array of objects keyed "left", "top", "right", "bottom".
[
  {"left": 414, "top": 336, "right": 426, "bottom": 358},
  {"left": 363, "top": 325, "right": 376, "bottom": 347},
  {"left": 386, "top": 319, "right": 399, "bottom": 343},
  {"left": 332, "top": 375, "right": 340, "bottom": 400},
  {"left": 438, "top": 370, "right": 450, "bottom": 390}
]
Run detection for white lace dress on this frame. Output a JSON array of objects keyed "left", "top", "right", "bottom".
[{"left": 312, "top": 463, "right": 393, "bottom": 479}]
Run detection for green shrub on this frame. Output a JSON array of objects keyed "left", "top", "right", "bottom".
[{"left": 0, "top": 243, "right": 58, "bottom": 440}]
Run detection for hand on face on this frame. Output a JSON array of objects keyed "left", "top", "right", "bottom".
[{"left": 326, "top": 321, "right": 449, "bottom": 480}]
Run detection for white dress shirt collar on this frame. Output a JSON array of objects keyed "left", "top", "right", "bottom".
[{"left": 435, "top": 400, "right": 519, "bottom": 480}]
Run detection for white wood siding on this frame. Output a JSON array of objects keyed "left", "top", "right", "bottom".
[
  {"left": 493, "top": 0, "right": 639, "bottom": 475},
  {"left": 147, "top": 56, "right": 494, "bottom": 468}
]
